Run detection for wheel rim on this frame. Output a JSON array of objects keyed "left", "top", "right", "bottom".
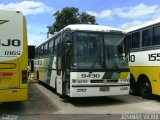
[{"left": 141, "top": 81, "right": 150, "bottom": 96}]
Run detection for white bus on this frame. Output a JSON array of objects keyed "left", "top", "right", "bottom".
[
  {"left": 126, "top": 18, "right": 160, "bottom": 99},
  {"left": 34, "top": 24, "right": 130, "bottom": 98}
]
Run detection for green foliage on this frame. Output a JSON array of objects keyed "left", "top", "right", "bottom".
[
  {"left": 79, "top": 12, "right": 96, "bottom": 24},
  {"left": 49, "top": 7, "right": 97, "bottom": 34}
]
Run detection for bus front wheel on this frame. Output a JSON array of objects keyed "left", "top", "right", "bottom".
[
  {"left": 139, "top": 79, "right": 152, "bottom": 99},
  {"left": 37, "top": 71, "right": 40, "bottom": 83}
]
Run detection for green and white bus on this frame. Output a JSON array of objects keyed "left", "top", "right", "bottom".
[{"left": 34, "top": 24, "right": 130, "bottom": 98}]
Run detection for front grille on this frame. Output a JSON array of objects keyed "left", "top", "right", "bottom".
[
  {"left": 90, "top": 80, "right": 103, "bottom": 83},
  {"left": 90, "top": 79, "right": 118, "bottom": 83},
  {"left": 107, "top": 79, "right": 118, "bottom": 83}
]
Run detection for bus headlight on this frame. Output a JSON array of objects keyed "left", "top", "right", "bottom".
[{"left": 72, "top": 79, "right": 88, "bottom": 83}]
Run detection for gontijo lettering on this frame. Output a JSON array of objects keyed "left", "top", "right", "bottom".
[{"left": 0, "top": 39, "right": 21, "bottom": 46}]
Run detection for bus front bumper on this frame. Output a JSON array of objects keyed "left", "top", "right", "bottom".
[{"left": 69, "top": 84, "right": 130, "bottom": 97}]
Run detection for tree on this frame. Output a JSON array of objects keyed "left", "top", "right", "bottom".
[
  {"left": 79, "top": 12, "right": 96, "bottom": 24},
  {"left": 49, "top": 7, "right": 97, "bottom": 34}
]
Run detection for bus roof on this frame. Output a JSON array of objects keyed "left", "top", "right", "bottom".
[
  {"left": 36, "top": 24, "right": 125, "bottom": 47},
  {"left": 62, "top": 24, "right": 124, "bottom": 33},
  {"left": 51, "top": 24, "right": 125, "bottom": 40},
  {"left": 126, "top": 17, "right": 160, "bottom": 33},
  {"left": 0, "top": 9, "right": 23, "bottom": 15}
]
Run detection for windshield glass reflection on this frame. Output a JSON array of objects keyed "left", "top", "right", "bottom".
[
  {"left": 104, "top": 34, "right": 128, "bottom": 69},
  {"left": 72, "top": 32, "right": 128, "bottom": 70},
  {"left": 73, "top": 32, "right": 103, "bottom": 69}
]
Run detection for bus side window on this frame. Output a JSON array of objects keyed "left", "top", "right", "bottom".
[
  {"left": 65, "top": 33, "right": 73, "bottom": 69},
  {"left": 57, "top": 43, "right": 61, "bottom": 75},
  {"left": 142, "top": 28, "right": 152, "bottom": 47},
  {"left": 44, "top": 43, "right": 49, "bottom": 55},
  {"left": 118, "top": 45, "right": 123, "bottom": 55},
  {"left": 132, "top": 31, "right": 140, "bottom": 49},
  {"left": 35, "top": 48, "right": 39, "bottom": 57},
  {"left": 56, "top": 34, "right": 62, "bottom": 76},
  {"left": 40, "top": 45, "right": 44, "bottom": 55},
  {"left": 62, "top": 31, "right": 71, "bottom": 42},
  {"left": 153, "top": 26, "right": 160, "bottom": 45},
  {"left": 124, "top": 35, "right": 131, "bottom": 54},
  {"left": 49, "top": 40, "right": 54, "bottom": 54},
  {"left": 55, "top": 35, "right": 60, "bottom": 52}
]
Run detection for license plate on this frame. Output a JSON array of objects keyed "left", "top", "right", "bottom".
[{"left": 100, "top": 86, "right": 109, "bottom": 91}]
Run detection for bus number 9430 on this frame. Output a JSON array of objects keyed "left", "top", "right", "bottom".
[{"left": 81, "top": 74, "right": 100, "bottom": 78}]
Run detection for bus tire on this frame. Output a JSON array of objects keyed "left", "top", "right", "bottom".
[
  {"left": 129, "top": 75, "right": 139, "bottom": 96},
  {"left": 55, "top": 80, "right": 57, "bottom": 92},
  {"left": 37, "top": 71, "right": 40, "bottom": 83},
  {"left": 139, "top": 78, "right": 152, "bottom": 99},
  {"left": 60, "top": 95, "right": 68, "bottom": 99}
]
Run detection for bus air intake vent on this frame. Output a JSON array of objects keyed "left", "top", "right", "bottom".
[{"left": 90, "top": 80, "right": 103, "bottom": 83}]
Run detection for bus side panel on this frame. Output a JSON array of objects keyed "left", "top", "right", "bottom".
[
  {"left": 35, "top": 59, "right": 46, "bottom": 82},
  {"left": 19, "top": 16, "right": 28, "bottom": 90},
  {"left": 35, "top": 56, "right": 63, "bottom": 95},
  {"left": 50, "top": 56, "right": 57, "bottom": 88},
  {"left": 130, "top": 50, "right": 160, "bottom": 96},
  {"left": 130, "top": 66, "right": 156, "bottom": 93},
  {"left": 131, "top": 67, "right": 153, "bottom": 81},
  {"left": 152, "top": 67, "right": 160, "bottom": 95},
  {"left": 40, "top": 58, "right": 47, "bottom": 83},
  {"left": 35, "top": 57, "right": 55, "bottom": 86}
]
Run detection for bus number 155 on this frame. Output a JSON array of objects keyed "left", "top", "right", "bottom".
[{"left": 148, "top": 53, "right": 160, "bottom": 61}]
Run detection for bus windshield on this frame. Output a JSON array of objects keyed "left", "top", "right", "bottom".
[
  {"left": 73, "top": 32, "right": 128, "bottom": 70},
  {"left": 104, "top": 34, "right": 128, "bottom": 69}
]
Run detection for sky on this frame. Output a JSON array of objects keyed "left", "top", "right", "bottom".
[{"left": 0, "top": 0, "right": 160, "bottom": 46}]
